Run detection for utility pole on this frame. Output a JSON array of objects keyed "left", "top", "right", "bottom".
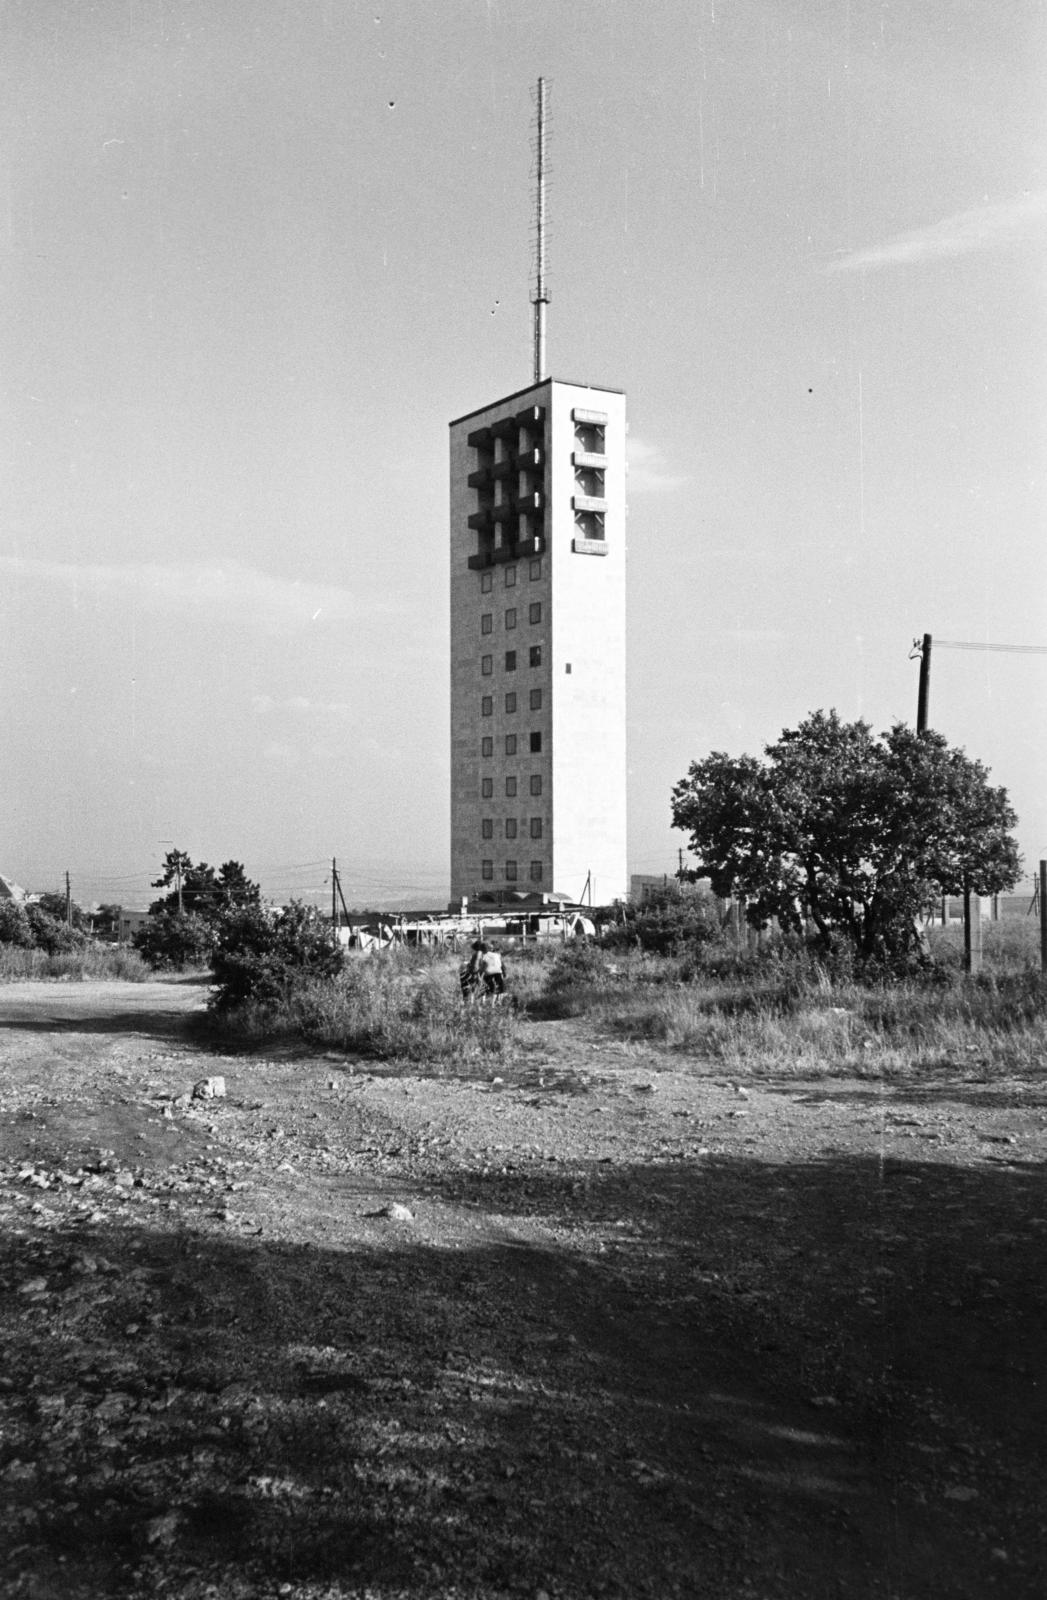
[
  {"left": 332, "top": 857, "right": 339, "bottom": 930},
  {"left": 1040, "top": 861, "right": 1047, "bottom": 975},
  {"left": 65, "top": 871, "right": 72, "bottom": 926},
  {"left": 916, "top": 633, "right": 932, "bottom": 734}
]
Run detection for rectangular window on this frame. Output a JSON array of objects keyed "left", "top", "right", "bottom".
[
  {"left": 505, "top": 819, "right": 517, "bottom": 840},
  {"left": 481, "top": 818, "right": 493, "bottom": 840},
  {"left": 482, "top": 860, "right": 493, "bottom": 881},
  {"left": 505, "top": 692, "right": 517, "bottom": 713},
  {"left": 481, "top": 736, "right": 493, "bottom": 757},
  {"left": 481, "top": 777, "right": 493, "bottom": 798},
  {"left": 530, "top": 860, "right": 543, "bottom": 881},
  {"left": 529, "top": 602, "right": 542, "bottom": 624},
  {"left": 505, "top": 776, "right": 517, "bottom": 797},
  {"left": 505, "top": 565, "right": 517, "bottom": 587},
  {"left": 529, "top": 773, "right": 542, "bottom": 796},
  {"left": 481, "top": 571, "right": 493, "bottom": 594},
  {"left": 529, "top": 731, "right": 542, "bottom": 753},
  {"left": 529, "top": 688, "right": 542, "bottom": 711},
  {"left": 529, "top": 559, "right": 542, "bottom": 580},
  {"left": 505, "top": 607, "right": 517, "bottom": 630},
  {"left": 505, "top": 734, "right": 517, "bottom": 755},
  {"left": 529, "top": 645, "right": 542, "bottom": 668},
  {"left": 481, "top": 613, "right": 493, "bottom": 635},
  {"left": 504, "top": 650, "right": 517, "bottom": 671},
  {"left": 481, "top": 696, "right": 493, "bottom": 717},
  {"left": 530, "top": 817, "right": 543, "bottom": 839},
  {"left": 505, "top": 860, "right": 518, "bottom": 881},
  {"left": 481, "top": 655, "right": 493, "bottom": 676}
]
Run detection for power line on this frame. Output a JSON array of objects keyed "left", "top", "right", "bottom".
[{"left": 932, "top": 640, "right": 1047, "bottom": 655}]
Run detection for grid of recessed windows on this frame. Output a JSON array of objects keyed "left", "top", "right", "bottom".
[
  {"left": 481, "top": 819, "right": 493, "bottom": 840},
  {"left": 481, "top": 572, "right": 493, "bottom": 594},
  {"left": 529, "top": 602, "right": 542, "bottom": 625},
  {"left": 481, "top": 778, "right": 493, "bottom": 798},
  {"left": 529, "top": 774, "right": 542, "bottom": 796},
  {"left": 529, "top": 688, "right": 542, "bottom": 711},
  {"left": 505, "top": 861, "right": 518, "bottom": 881},
  {"left": 530, "top": 861, "right": 543, "bottom": 881},
  {"left": 530, "top": 818, "right": 543, "bottom": 839},
  {"left": 529, "top": 560, "right": 542, "bottom": 580},
  {"left": 505, "top": 776, "right": 517, "bottom": 797},
  {"left": 482, "top": 860, "right": 493, "bottom": 880},
  {"left": 505, "top": 692, "right": 517, "bottom": 713},
  {"left": 529, "top": 645, "right": 542, "bottom": 668},
  {"left": 505, "top": 651, "right": 517, "bottom": 671},
  {"left": 505, "top": 819, "right": 517, "bottom": 840},
  {"left": 505, "top": 566, "right": 517, "bottom": 587},
  {"left": 481, "top": 613, "right": 492, "bottom": 634},
  {"left": 481, "top": 655, "right": 493, "bottom": 676},
  {"left": 530, "top": 731, "right": 542, "bottom": 752},
  {"left": 481, "top": 696, "right": 493, "bottom": 717},
  {"left": 481, "top": 736, "right": 493, "bottom": 757},
  {"left": 505, "top": 734, "right": 517, "bottom": 755}
]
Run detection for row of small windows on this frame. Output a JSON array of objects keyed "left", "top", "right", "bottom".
[
  {"left": 481, "top": 818, "right": 543, "bottom": 840},
  {"left": 480, "top": 689, "right": 543, "bottom": 713},
  {"left": 480, "top": 602, "right": 542, "bottom": 634},
  {"left": 482, "top": 860, "right": 544, "bottom": 882},
  {"left": 482, "top": 773, "right": 543, "bottom": 798},
  {"left": 481, "top": 646, "right": 542, "bottom": 674},
  {"left": 480, "top": 560, "right": 542, "bottom": 593},
  {"left": 481, "top": 744, "right": 543, "bottom": 775}
]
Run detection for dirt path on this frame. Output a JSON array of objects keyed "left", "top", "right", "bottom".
[{"left": 1, "top": 981, "right": 1045, "bottom": 1599}]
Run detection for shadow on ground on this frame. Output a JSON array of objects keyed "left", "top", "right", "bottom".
[{"left": 2, "top": 1149, "right": 1045, "bottom": 1599}]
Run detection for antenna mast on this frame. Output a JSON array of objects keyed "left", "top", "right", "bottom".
[{"left": 531, "top": 77, "right": 549, "bottom": 383}]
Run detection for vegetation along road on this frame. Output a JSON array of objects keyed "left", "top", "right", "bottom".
[{"left": 1, "top": 976, "right": 1045, "bottom": 1599}]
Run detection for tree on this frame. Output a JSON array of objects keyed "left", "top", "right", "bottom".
[
  {"left": 671, "top": 710, "right": 1021, "bottom": 966},
  {"left": 132, "top": 912, "right": 217, "bottom": 971},
  {"left": 149, "top": 851, "right": 260, "bottom": 921},
  {"left": 210, "top": 902, "right": 343, "bottom": 1010},
  {"left": 34, "top": 890, "right": 87, "bottom": 930}
]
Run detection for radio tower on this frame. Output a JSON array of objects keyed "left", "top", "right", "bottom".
[{"left": 531, "top": 77, "right": 549, "bottom": 383}]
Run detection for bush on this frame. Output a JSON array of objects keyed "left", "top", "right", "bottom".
[
  {"left": 0, "top": 901, "right": 35, "bottom": 948},
  {"left": 25, "top": 906, "right": 88, "bottom": 955},
  {"left": 133, "top": 912, "right": 217, "bottom": 972},
  {"left": 603, "top": 887, "right": 722, "bottom": 957},
  {"left": 210, "top": 902, "right": 343, "bottom": 1009}
]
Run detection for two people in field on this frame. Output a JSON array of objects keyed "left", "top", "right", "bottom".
[{"left": 460, "top": 939, "right": 506, "bottom": 1002}]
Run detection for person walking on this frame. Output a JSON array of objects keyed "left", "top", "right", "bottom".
[
  {"left": 460, "top": 939, "right": 484, "bottom": 1002},
  {"left": 477, "top": 942, "right": 506, "bottom": 999}
]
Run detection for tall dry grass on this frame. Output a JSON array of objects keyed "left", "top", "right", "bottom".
[{"left": 0, "top": 943, "right": 150, "bottom": 983}]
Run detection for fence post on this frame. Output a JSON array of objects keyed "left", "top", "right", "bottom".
[{"left": 963, "top": 883, "right": 982, "bottom": 975}]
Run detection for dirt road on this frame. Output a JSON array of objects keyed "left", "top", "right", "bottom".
[{"left": 1, "top": 980, "right": 1045, "bottom": 1598}]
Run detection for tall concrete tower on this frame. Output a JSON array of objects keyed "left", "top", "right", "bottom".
[{"left": 449, "top": 377, "right": 627, "bottom": 906}]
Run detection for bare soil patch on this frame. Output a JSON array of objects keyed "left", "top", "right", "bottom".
[{"left": 1, "top": 980, "right": 1045, "bottom": 1598}]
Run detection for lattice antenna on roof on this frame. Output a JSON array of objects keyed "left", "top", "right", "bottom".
[{"left": 530, "top": 77, "right": 550, "bottom": 383}]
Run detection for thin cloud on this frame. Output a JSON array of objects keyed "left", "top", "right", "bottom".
[
  {"left": 0, "top": 555, "right": 396, "bottom": 631},
  {"left": 826, "top": 191, "right": 1047, "bottom": 274},
  {"left": 627, "top": 437, "right": 688, "bottom": 494}
]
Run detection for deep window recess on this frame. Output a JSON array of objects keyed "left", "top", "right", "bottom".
[
  {"left": 481, "top": 737, "right": 493, "bottom": 757},
  {"left": 505, "top": 734, "right": 517, "bottom": 755},
  {"left": 529, "top": 731, "right": 542, "bottom": 753},
  {"left": 529, "top": 559, "right": 542, "bottom": 580},
  {"left": 529, "top": 689, "right": 542, "bottom": 711},
  {"left": 529, "top": 860, "right": 543, "bottom": 881},
  {"left": 505, "top": 651, "right": 517, "bottom": 671},
  {"left": 529, "top": 645, "right": 542, "bottom": 668},
  {"left": 505, "top": 861, "right": 518, "bottom": 881},
  {"left": 529, "top": 774, "right": 542, "bottom": 796},
  {"left": 481, "top": 697, "right": 493, "bottom": 717},
  {"left": 530, "top": 817, "right": 543, "bottom": 839},
  {"left": 481, "top": 613, "right": 493, "bottom": 635},
  {"left": 481, "top": 655, "right": 493, "bottom": 676},
  {"left": 529, "top": 602, "right": 542, "bottom": 624},
  {"left": 505, "top": 776, "right": 517, "bottom": 797},
  {"left": 481, "top": 571, "right": 493, "bottom": 593},
  {"left": 505, "top": 819, "right": 517, "bottom": 840},
  {"left": 481, "top": 778, "right": 493, "bottom": 798},
  {"left": 505, "top": 692, "right": 517, "bottom": 713},
  {"left": 481, "top": 819, "right": 493, "bottom": 840},
  {"left": 505, "top": 566, "right": 517, "bottom": 587},
  {"left": 482, "top": 860, "right": 493, "bottom": 881},
  {"left": 505, "top": 608, "right": 517, "bottom": 630}
]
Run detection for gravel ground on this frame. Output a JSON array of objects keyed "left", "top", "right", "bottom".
[{"left": 1, "top": 978, "right": 1045, "bottom": 1599}]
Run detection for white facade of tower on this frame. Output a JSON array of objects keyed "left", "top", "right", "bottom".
[{"left": 450, "top": 378, "right": 627, "bottom": 906}]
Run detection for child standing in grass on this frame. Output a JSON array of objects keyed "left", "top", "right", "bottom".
[{"left": 478, "top": 943, "right": 506, "bottom": 999}]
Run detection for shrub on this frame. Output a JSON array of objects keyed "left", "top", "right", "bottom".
[
  {"left": 210, "top": 902, "right": 343, "bottom": 1009},
  {"left": 133, "top": 912, "right": 217, "bottom": 972},
  {"left": 602, "top": 887, "right": 722, "bottom": 957},
  {"left": 0, "top": 901, "right": 34, "bottom": 948}
]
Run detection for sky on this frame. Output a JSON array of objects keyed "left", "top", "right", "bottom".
[{"left": 2, "top": 0, "right": 1045, "bottom": 910}]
